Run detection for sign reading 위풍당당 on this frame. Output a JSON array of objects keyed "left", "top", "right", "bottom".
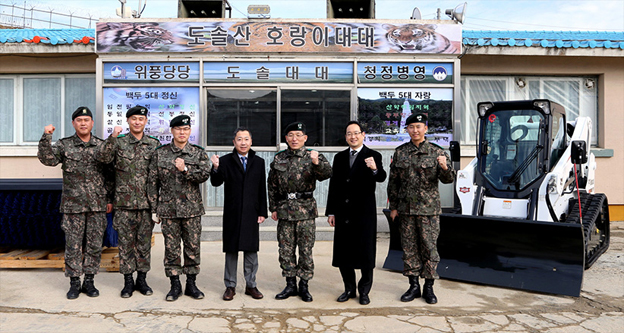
[{"left": 96, "top": 20, "right": 461, "bottom": 54}]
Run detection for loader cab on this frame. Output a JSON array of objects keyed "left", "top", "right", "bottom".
[{"left": 475, "top": 100, "right": 566, "bottom": 201}]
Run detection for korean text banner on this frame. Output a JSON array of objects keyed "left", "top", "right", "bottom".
[
  {"left": 96, "top": 21, "right": 461, "bottom": 54},
  {"left": 103, "top": 62, "right": 200, "bottom": 83},
  {"left": 357, "top": 87, "right": 453, "bottom": 147},
  {"left": 204, "top": 62, "right": 353, "bottom": 83},
  {"left": 102, "top": 87, "right": 200, "bottom": 145}
]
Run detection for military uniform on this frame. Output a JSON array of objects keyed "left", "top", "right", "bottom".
[
  {"left": 267, "top": 147, "right": 332, "bottom": 281},
  {"left": 96, "top": 133, "right": 160, "bottom": 275},
  {"left": 147, "top": 142, "right": 210, "bottom": 277},
  {"left": 38, "top": 132, "right": 113, "bottom": 277},
  {"left": 387, "top": 138, "right": 455, "bottom": 279}
]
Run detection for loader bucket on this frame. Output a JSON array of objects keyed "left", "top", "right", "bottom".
[{"left": 382, "top": 210, "right": 585, "bottom": 297}]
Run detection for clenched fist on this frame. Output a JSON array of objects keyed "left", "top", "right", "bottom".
[
  {"left": 175, "top": 158, "right": 186, "bottom": 172},
  {"left": 437, "top": 155, "right": 448, "bottom": 170},
  {"left": 364, "top": 157, "right": 377, "bottom": 171},
  {"left": 210, "top": 154, "right": 219, "bottom": 169},
  {"left": 310, "top": 150, "right": 319, "bottom": 165},
  {"left": 44, "top": 124, "right": 55, "bottom": 134},
  {"left": 111, "top": 126, "right": 123, "bottom": 137}
]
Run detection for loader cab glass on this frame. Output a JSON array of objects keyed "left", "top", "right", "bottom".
[{"left": 480, "top": 109, "right": 545, "bottom": 191}]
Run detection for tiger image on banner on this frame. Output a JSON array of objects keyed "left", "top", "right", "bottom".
[{"left": 96, "top": 20, "right": 461, "bottom": 55}]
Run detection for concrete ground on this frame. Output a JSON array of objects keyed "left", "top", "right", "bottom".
[{"left": 1, "top": 221, "right": 622, "bottom": 333}]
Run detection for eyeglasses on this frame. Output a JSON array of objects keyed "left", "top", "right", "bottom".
[
  {"left": 286, "top": 133, "right": 305, "bottom": 139},
  {"left": 172, "top": 126, "right": 191, "bottom": 132},
  {"left": 346, "top": 131, "right": 362, "bottom": 137}
]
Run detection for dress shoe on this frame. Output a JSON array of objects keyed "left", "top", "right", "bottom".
[
  {"left": 245, "top": 287, "right": 264, "bottom": 299},
  {"left": 337, "top": 290, "right": 356, "bottom": 302},
  {"left": 359, "top": 294, "right": 370, "bottom": 305},
  {"left": 223, "top": 287, "right": 236, "bottom": 301}
]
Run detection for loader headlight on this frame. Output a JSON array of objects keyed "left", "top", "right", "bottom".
[
  {"left": 478, "top": 102, "right": 493, "bottom": 117},
  {"left": 533, "top": 100, "right": 551, "bottom": 115}
]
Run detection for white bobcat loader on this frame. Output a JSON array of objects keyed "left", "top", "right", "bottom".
[{"left": 384, "top": 99, "right": 610, "bottom": 296}]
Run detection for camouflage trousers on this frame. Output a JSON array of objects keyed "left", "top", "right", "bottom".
[
  {"left": 114, "top": 209, "right": 155, "bottom": 275},
  {"left": 277, "top": 219, "right": 316, "bottom": 281},
  {"left": 161, "top": 216, "right": 202, "bottom": 277},
  {"left": 61, "top": 212, "right": 107, "bottom": 277},
  {"left": 399, "top": 214, "right": 440, "bottom": 279}
]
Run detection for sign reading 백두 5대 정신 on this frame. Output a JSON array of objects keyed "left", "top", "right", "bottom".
[
  {"left": 102, "top": 87, "right": 200, "bottom": 145},
  {"left": 96, "top": 21, "right": 461, "bottom": 55}
]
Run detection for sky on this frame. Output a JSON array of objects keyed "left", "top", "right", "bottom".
[{"left": 1, "top": 0, "right": 623, "bottom": 31}]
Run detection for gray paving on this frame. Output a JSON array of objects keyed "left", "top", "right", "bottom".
[{"left": 1, "top": 221, "right": 622, "bottom": 333}]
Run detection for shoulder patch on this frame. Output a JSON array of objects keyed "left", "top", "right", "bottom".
[
  {"left": 117, "top": 134, "right": 126, "bottom": 138},
  {"left": 147, "top": 135, "right": 159, "bottom": 141},
  {"left": 155, "top": 144, "right": 167, "bottom": 150},
  {"left": 191, "top": 143, "right": 205, "bottom": 150},
  {"left": 274, "top": 149, "right": 286, "bottom": 156},
  {"left": 428, "top": 141, "right": 444, "bottom": 150}
]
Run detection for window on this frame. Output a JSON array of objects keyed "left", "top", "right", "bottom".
[
  {"left": 461, "top": 76, "right": 598, "bottom": 145},
  {"left": 281, "top": 90, "right": 350, "bottom": 147},
  {"left": 0, "top": 75, "right": 96, "bottom": 144}
]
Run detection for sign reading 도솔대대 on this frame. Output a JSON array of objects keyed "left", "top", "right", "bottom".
[
  {"left": 102, "top": 87, "right": 200, "bottom": 145},
  {"left": 103, "top": 62, "right": 200, "bottom": 83},
  {"left": 204, "top": 62, "right": 353, "bottom": 83},
  {"left": 96, "top": 21, "right": 461, "bottom": 55}
]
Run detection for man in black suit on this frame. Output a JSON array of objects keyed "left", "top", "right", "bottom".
[
  {"left": 210, "top": 127, "right": 268, "bottom": 301},
  {"left": 325, "top": 121, "right": 387, "bottom": 305}
]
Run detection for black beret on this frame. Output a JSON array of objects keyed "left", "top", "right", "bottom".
[
  {"left": 284, "top": 122, "right": 306, "bottom": 135},
  {"left": 126, "top": 105, "right": 148, "bottom": 118},
  {"left": 170, "top": 115, "right": 191, "bottom": 127},
  {"left": 405, "top": 113, "right": 428, "bottom": 126},
  {"left": 71, "top": 106, "right": 93, "bottom": 121}
]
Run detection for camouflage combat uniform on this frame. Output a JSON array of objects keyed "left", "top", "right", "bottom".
[
  {"left": 96, "top": 133, "right": 160, "bottom": 275},
  {"left": 267, "top": 147, "right": 332, "bottom": 281},
  {"left": 38, "top": 132, "right": 113, "bottom": 277},
  {"left": 387, "top": 139, "right": 455, "bottom": 279},
  {"left": 147, "top": 142, "right": 210, "bottom": 277}
]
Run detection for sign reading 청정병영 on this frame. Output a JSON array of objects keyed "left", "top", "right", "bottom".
[
  {"left": 357, "top": 62, "right": 453, "bottom": 84},
  {"left": 204, "top": 62, "right": 353, "bottom": 83},
  {"left": 96, "top": 21, "right": 461, "bottom": 55},
  {"left": 102, "top": 87, "right": 200, "bottom": 145},
  {"left": 104, "top": 62, "right": 200, "bottom": 83}
]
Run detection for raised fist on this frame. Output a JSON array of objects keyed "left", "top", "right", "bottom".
[
  {"left": 112, "top": 126, "right": 123, "bottom": 137},
  {"left": 44, "top": 124, "right": 55, "bottom": 134},
  {"left": 437, "top": 155, "right": 448, "bottom": 170},
  {"left": 310, "top": 150, "right": 319, "bottom": 165},
  {"left": 210, "top": 154, "right": 220, "bottom": 169}
]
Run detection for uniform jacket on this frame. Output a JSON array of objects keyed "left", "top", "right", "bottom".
[
  {"left": 38, "top": 132, "right": 113, "bottom": 214},
  {"left": 325, "top": 145, "right": 387, "bottom": 269},
  {"left": 210, "top": 149, "right": 268, "bottom": 253},
  {"left": 147, "top": 142, "right": 210, "bottom": 218},
  {"left": 267, "top": 147, "right": 332, "bottom": 221},
  {"left": 388, "top": 139, "right": 455, "bottom": 216},
  {"left": 96, "top": 132, "right": 160, "bottom": 210}
]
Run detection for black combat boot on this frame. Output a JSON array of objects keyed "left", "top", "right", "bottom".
[
  {"left": 298, "top": 279, "right": 313, "bottom": 302},
  {"left": 166, "top": 275, "right": 183, "bottom": 301},
  {"left": 423, "top": 279, "right": 438, "bottom": 304},
  {"left": 184, "top": 274, "right": 205, "bottom": 299},
  {"left": 67, "top": 277, "right": 81, "bottom": 300},
  {"left": 135, "top": 271, "right": 153, "bottom": 296},
  {"left": 121, "top": 273, "right": 134, "bottom": 298},
  {"left": 400, "top": 276, "right": 421, "bottom": 302},
  {"left": 275, "top": 277, "right": 298, "bottom": 300},
  {"left": 81, "top": 274, "right": 100, "bottom": 297}
]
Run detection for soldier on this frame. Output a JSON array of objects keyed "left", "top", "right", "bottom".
[
  {"left": 38, "top": 106, "right": 113, "bottom": 300},
  {"left": 268, "top": 122, "right": 332, "bottom": 302},
  {"left": 387, "top": 113, "right": 456, "bottom": 304},
  {"left": 96, "top": 105, "right": 160, "bottom": 298},
  {"left": 147, "top": 115, "right": 210, "bottom": 302}
]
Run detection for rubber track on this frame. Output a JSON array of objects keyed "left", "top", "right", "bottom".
[{"left": 566, "top": 192, "right": 610, "bottom": 269}]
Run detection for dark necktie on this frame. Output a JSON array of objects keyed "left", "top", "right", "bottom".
[
  {"left": 241, "top": 156, "right": 247, "bottom": 172},
  {"left": 350, "top": 150, "right": 357, "bottom": 168}
]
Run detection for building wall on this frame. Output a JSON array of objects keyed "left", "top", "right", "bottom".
[
  {"left": 0, "top": 53, "right": 96, "bottom": 74},
  {"left": 460, "top": 55, "right": 624, "bottom": 207}
]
